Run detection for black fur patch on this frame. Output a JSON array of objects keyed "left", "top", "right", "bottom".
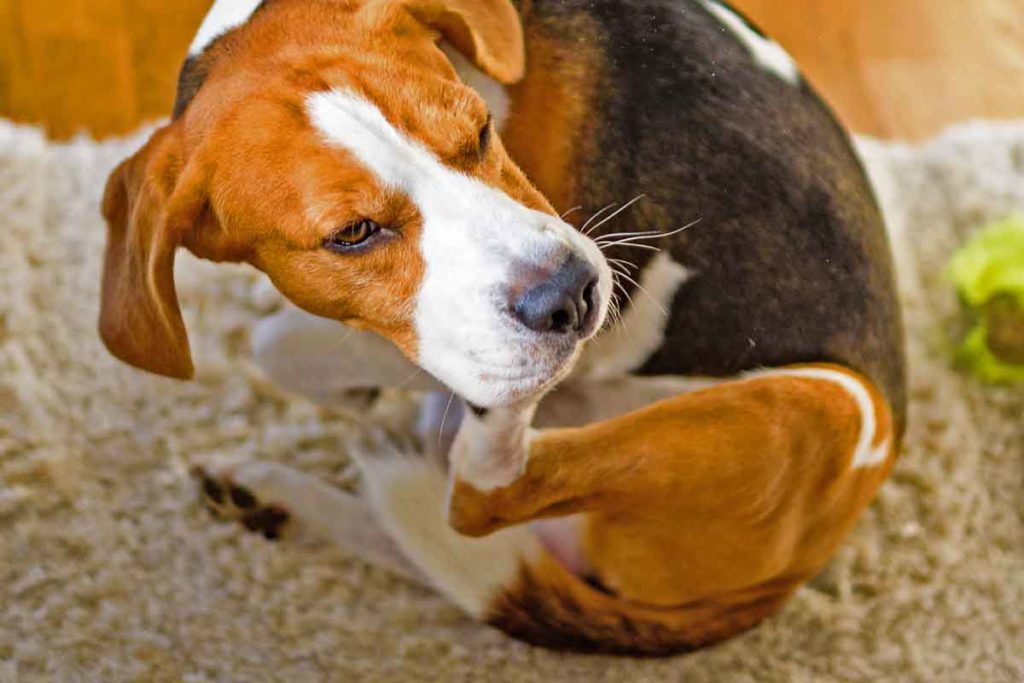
[
  {"left": 529, "top": 0, "right": 906, "bottom": 429},
  {"left": 487, "top": 564, "right": 695, "bottom": 656},
  {"left": 486, "top": 562, "right": 785, "bottom": 656},
  {"left": 173, "top": 54, "right": 207, "bottom": 120}
]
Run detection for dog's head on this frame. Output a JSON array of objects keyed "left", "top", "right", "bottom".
[{"left": 99, "top": 0, "right": 612, "bottom": 407}]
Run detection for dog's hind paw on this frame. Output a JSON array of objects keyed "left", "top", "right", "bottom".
[{"left": 191, "top": 460, "right": 292, "bottom": 541}]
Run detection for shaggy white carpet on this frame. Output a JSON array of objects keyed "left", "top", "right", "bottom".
[{"left": 0, "top": 118, "right": 1021, "bottom": 682}]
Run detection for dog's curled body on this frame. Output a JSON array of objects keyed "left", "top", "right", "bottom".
[
  {"left": 437, "top": 1, "right": 906, "bottom": 652},
  {"left": 103, "top": 0, "right": 906, "bottom": 656}
]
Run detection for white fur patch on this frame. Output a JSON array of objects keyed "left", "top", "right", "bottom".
[
  {"left": 755, "top": 367, "right": 890, "bottom": 469},
  {"left": 700, "top": 1, "right": 800, "bottom": 85},
  {"left": 354, "top": 448, "right": 542, "bottom": 617},
  {"left": 441, "top": 43, "right": 511, "bottom": 132},
  {"left": 307, "top": 89, "right": 612, "bottom": 407},
  {"left": 188, "top": 0, "right": 264, "bottom": 55},
  {"left": 576, "top": 252, "right": 692, "bottom": 380},
  {"left": 450, "top": 404, "right": 537, "bottom": 491},
  {"left": 252, "top": 302, "right": 444, "bottom": 404}
]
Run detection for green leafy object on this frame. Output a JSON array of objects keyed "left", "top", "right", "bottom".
[
  {"left": 946, "top": 215, "right": 1024, "bottom": 383},
  {"left": 947, "top": 214, "right": 1024, "bottom": 307}
]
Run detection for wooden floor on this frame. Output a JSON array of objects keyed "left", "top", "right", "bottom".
[
  {"left": 0, "top": 0, "right": 210, "bottom": 139},
  {"left": 738, "top": 0, "right": 1024, "bottom": 139},
  {"left": 1, "top": 0, "right": 1023, "bottom": 140}
]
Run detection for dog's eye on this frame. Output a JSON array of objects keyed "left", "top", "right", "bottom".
[
  {"left": 324, "top": 220, "right": 381, "bottom": 251},
  {"left": 478, "top": 115, "right": 492, "bottom": 154}
]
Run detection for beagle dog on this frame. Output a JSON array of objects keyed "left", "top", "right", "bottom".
[{"left": 99, "top": 0, "right": 906, "bottom": 655}]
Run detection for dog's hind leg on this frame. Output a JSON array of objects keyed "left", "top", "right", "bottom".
[
  {"left": 446, "top": 365, "right": 896, "bottom": 608},
  {"left": 193, "top": 457, "right": 426, "bottom": 583}
]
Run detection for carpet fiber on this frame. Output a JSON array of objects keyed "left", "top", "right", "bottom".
[{"left": 0, "top": 119, "right": 1021, "bottom": 681}]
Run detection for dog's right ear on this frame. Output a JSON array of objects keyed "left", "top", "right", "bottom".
[
  {"left": 99, "top": 123, "right": 207, "bottom": 380},
  {"left": 368, "top": 0, "right": 526, "bottom": 84}
]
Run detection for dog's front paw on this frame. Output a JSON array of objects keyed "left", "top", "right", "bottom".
[
  {"left": 191, "top": 461, "right": 292, "bottom": 540},
  {"left": 447, "top": 478, "right": 506, "bottom": 538}
]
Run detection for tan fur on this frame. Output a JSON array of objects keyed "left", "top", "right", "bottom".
[
  {"left": 449, "top": 365, "right": 895, "bottom": 652},
  {"left": 501, "top": 12, "right": 603, "bottom": 211}
]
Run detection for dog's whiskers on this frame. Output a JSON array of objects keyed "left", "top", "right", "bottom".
[
  {"left": 595, "top": 217, "right": 703, "bottom": 249},
  {"left": 585, "top": 194, "right": 647, "bottom": 237},
  {"left": 606, "top": 257, "right": 638, "bottom": 272},
  {"left": 608, "top": 263, "right": 632, "bottom": 280},
  {"left": 580, "top": 202, "right": 619, "bottom": 235},
  {"left": 612, "top": 268, "right": 668, "bottom": 317},
  {"left": 607, "top": 272, "right": 636, "bottom": 342},
  {"left": 598, "top": 229, "right": 662, "bottom": 241},
  {"left": 599, "top": 242, "right": 662, "bottom": 253},
  {"left": 610, "top": 270, "right": 637, "bottom": 309},
  {"left": 560, "top": 205, "right": 583, "bottom": 220},
  {"left": 437, "top": 391, "right": 456, "bottom": 448},
  {"left": 607, "top": 298, "right": 623, "bottom": 326}
]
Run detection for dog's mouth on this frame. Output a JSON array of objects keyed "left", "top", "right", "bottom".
[
  {"left": 458, "top": 344, "right": 580, "bottom": 406},
  {"left": 445, "top": 273, "right": 611, "bottom": 407}
]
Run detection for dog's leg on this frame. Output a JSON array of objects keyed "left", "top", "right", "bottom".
[
  {"left": 444, "top": 362, "right": 892, "bottom": 602},
  {"left": 193, "top": 458, "right": 425, "bottom": 583},
  {"left": 252, "top": 303, "right": 444, "bottom": 405}
]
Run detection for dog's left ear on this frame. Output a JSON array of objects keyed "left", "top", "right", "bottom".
[{"left": 393, "top": 0, "right": 525, "bottom": 84}]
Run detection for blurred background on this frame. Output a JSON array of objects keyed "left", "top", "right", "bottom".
[{"left": 1, "top": 0, "right": 1023, "bottom": 141}]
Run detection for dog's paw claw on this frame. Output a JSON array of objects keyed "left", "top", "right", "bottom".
[
  {"left": 241, "top": 506, "right": 290, "bottom": 537},
  {"left": 192, "top": 463, "right": 291, "bottom": 541},
  {"left": 200, "top": 474, "right": 226, "bottom": 505},
  {"left": 229, "top": 484, "right": 258, "bottom": 509}
]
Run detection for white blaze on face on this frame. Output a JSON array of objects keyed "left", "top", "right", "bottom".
[
  {"left": 699, "top": 0, "right": 800, "bottom": 86},
  {"left": 188, "top": 0, "right": 264, "bottom": 55},
  {"left": 307, "top": 89, "right": 612, "bottom": 406}
]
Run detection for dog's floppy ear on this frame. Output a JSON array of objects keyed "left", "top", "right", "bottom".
[
  {"left": 99, "top": 123, "right": 208, "bottom": 380},
  {"left": 397, "top": 0, "right": 525, "bottom": 84}
]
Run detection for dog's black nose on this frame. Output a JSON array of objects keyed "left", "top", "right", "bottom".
[{"left": 513, "top": 256, "right": 599, "bottom": 335}]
